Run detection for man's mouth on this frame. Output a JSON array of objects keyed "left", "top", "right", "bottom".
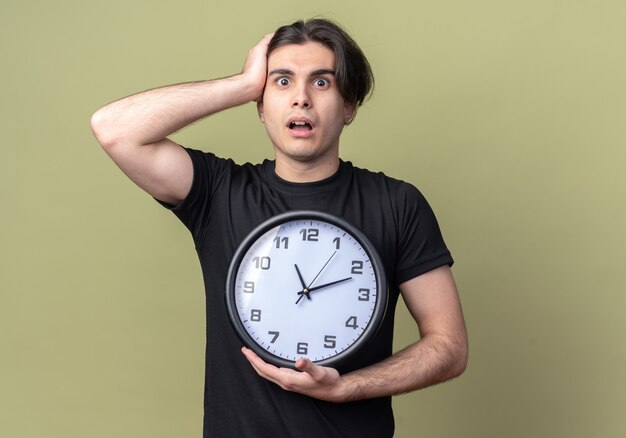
[{"left": 289, "top": 120, "right": 313, "bottom": 131}]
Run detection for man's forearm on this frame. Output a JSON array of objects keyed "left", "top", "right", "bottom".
[
  {"left": 335, "top": 269, "right": 468, "bottom": 402},
  {"left": 91, "top": 33, "right": 272, "bottom": 149},
  {"left": 90, "top": 75, "right": 260, "bottom": 149},
  {"left": 336, "top": 334, "right": 468, "bottom": 402}
]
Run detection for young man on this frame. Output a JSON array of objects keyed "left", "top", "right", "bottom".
[{"left": 91, "top": 19, "right": 467, "bottom": 438}]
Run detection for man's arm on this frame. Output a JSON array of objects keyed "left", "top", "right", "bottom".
[
  {"left": 242, "top": 265, "right": 468, "bottom": 402},
  {"left": 90, "top": 34, "right": 273, "bottom": 205}
]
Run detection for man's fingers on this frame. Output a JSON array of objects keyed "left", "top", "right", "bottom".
[
  {"left": 242, "top": 347, "right": 303, "bottom": 389},
  {"left": 295, "top": 358, "right": 324, "bottom": 380},
  {"left": 241, "top": 33, "right": 275, "bottom": 102},
  {"left": 241, "top": 347, "right": 343, "bottom": 402},
  {"left": 260, "top": 32, "right": 275, "bottom": 44}
]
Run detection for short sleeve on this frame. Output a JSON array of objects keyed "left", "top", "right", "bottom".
[
  {"left": 394, "top": 183, "right": 454, "bottom": 285},
  {"left": 158, "top": 147, "right": 235, "bottom": 242}
]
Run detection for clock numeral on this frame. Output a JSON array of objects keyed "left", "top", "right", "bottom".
[
  {"left": 333, "top": 237, "right": 341, "bottom": 249},
  {"left": 252, "top": 256, "right": 271, "bottom": 270},
  {"left": 273, "top": 236, "right": 289, "bottom": 249},
  {"left": 250, "top": 309, "right": 262, "bottom": 322},
  {"left": 345, "top": 316, "right": 358, "bottom": 329},
  {"left": 299, "top": 228, "right": 319, "bottom": 242},
  {"left": 323, "top": 335, "right": 337, "bottom": 349},
  {"left": 268, "top": 331, "right": 280, "bottom": 343},
  {"left": 351, "top": 260, "right": 364, "bottom": 275},
  {"left": 297, "top": 342, "right": 308, "bottom": 355},
  {"left": 358, "top": 288, "right": 370, "bottom": 301},
  {"left": 243, "top": 281, "right": 255, "bottom": 293}
]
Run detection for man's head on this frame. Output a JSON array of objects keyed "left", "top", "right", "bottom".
[
  {"left": 257, "top": 19, "right": 373, "bottom": 177},
  {"left": 267, "top": 19, "right": 374, "bottom": 111}
]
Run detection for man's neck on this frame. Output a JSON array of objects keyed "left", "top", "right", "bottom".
[{"left": 274, "top": 156, "right": 340, "bottom": 183}]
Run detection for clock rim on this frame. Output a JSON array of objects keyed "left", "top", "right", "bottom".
[{"left": 225, "top": 210, "right": 388, "bottom": 369}]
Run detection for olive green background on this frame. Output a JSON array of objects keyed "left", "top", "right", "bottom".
[{"left": 2, "top": 1, "right": 625, "bottom": 437}]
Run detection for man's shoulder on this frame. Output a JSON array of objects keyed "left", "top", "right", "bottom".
[
  {"left": 185, "top": 147, "right": 270, "bottom": 177},
  {"left": 346, "top": 160, "right": 420, "bottom": 196}
]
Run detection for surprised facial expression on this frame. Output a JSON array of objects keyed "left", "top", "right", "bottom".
[{"left": 258, "top": 42, "right": 354, "bottom": 166}]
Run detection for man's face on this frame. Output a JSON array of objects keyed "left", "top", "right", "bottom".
[{"left": 258, "top": 42, "right": 354, "bottom": 168}]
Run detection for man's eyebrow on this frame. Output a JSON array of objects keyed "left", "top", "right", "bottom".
[
  {"left": 310, "top": 69, "right": 336, "bottom": 77},
  {"left": 267, "top": 68, "right": 336, "bottom": 77},
  {"left": 268, "top": 69, "right": 294, "bottom": 76}
]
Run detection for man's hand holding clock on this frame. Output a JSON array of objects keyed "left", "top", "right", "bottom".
[{"left": 242, "top": 346, "right": 344, "bottom": 402}]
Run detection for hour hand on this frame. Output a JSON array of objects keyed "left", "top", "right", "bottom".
[
  {"left": 294, "top": 265, "right": 311, "bottom": 304},
  {"left": 294, "top": 264, "right": 307, "bottom": 289}
]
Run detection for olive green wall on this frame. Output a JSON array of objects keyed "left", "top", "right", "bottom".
[{"left": 2, "top": 1, "right": 625, "bottom": 437}]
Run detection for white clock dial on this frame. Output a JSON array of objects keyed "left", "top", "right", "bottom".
[{"left": 226, "top": 211, "right": 387, "bottom": 368}]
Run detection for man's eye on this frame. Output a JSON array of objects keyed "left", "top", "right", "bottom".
[
  {"left": 277, "top": 77, "right": 290, "bottom": 86},
  {"left": 315, "top": 78, "right": 329, "bottom": 87}
]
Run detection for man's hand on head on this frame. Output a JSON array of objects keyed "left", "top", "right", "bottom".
[
  {"left": 241, "top": 33, "right": 274, "bottom": 102},
  {"left": 241, "top": 347, "right": 349, "bottom": 403}
]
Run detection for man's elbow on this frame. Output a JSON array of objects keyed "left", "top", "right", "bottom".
[
  {"left": 448, "top": 336, "right": 468, "bottom": 379},
  {"left": 90, "top": 108, "right": 121, "bottom": 151}
]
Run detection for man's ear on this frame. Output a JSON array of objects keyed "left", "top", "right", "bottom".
[
  {"left": 257, "top": 101, "right": 265, "bottom": 123},
  {"left": 344, "top": 103, "right": 356, "bottom": 125}
]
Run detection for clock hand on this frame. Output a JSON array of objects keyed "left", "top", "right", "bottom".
[
  {"left": 294, "top": 264, "right": 307, "bottom": 289},
  {"left": 295, "top": 291, "right": 309, "bottom": 305},
  {"left": 302, "top": 277, "right": 353, "bottom": 294},
  {"left": 306, "top": 251, "right": 337, "bottom": 289},
  {"left": 295, "top": 251, "right": 338, "bottom": 305},
  {"left": 295, "top": 251, "right": 337, "bottom": 305},
  {"left": 294, "top": 264, "right": 312, "bottom": 303},
  {"left": 295, "top": 277, "right": 353, "bottom": 304}
]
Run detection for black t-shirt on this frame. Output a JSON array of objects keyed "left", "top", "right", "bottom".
[{"left": 163, "top": 148, "right": 453, "bottom": 438}]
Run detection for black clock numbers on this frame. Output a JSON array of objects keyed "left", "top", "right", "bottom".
[
  {"left": 268, "top": 331, "right": 280, "bottom": 343},
  {"left": 252, "top": 256, "right": 271, "bottom": 270},
  {"left": 250, "top": 309, "right": 261, "bottom": 322},
  {"left": 293, "top": 335, "right": 339, "bottom": 356},
  {"left": 324, "top": 335, "right": 337, "bottom": 349},
  {"left": 351, "top": 260, "right": 363, "bottom": 274},
  {"left": 299, "top": 228, "right": 319, "bottom": 241},
  {"left": 358, "top": 288, "right": 370, "bottom": 301},
  {"left": 273, "top": 236, "right": 289, "bottom": 249},
  {"left": 345, "top": 315, "right": 358, "bottom": 329},
  {"left": 282, "top": 227, "right": 340, "bottom": 246},
  {"left": 297, "top": 342, "right": 308, "bottom": 355},
  {"left": 262, "top": 333, "right": 350, "bottom": 356}
]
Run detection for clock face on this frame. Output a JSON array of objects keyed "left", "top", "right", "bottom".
[{"left": 226, "top": 211, "right": 387, "bottom": 368}]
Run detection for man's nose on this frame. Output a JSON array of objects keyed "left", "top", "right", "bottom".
[{"left": 292, "top": 84, "right": 311, "bottom": 108}]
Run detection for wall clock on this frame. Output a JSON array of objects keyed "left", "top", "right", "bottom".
[{"left": 226, "top": 211, "right": 388, "bottom": 368}]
